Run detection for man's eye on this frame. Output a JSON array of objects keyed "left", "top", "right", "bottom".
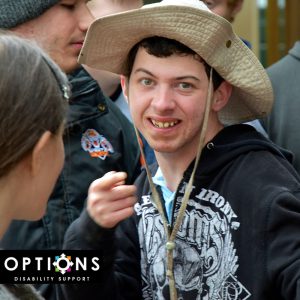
[
  {"left": 60, "top": 3, "right": 75, "bottom": 10},
  {"left": 141, "top": 79, "right": 153, "bottom": 86},
  {"left": 178, "top": 82, "right": 192, "bottom": 89}
]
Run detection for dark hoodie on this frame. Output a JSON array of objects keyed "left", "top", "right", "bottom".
[{"left": 62, "top": 124, "right": 300, "bottom": 300}]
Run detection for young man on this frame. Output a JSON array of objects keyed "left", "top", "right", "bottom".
[
  {"left": 0, "top": 0, "right": 140, "bottom": 298},
  {"left": 63, "top": 0, "right": 300, "bottom": 299}
]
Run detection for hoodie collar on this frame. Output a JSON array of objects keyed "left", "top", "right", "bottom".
[{"left": 184, "top": 124, "right": 293, "bottom": 178}]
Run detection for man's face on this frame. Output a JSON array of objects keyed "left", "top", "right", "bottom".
[
  {"left": 201, "top": 0, "right": 243, "bottom": 22},
  {"left": 12, "top": 0, "right": 94, "bottom": 73},
  {"left": 123, "top": 48, "right": 219, "bottom": 156}
]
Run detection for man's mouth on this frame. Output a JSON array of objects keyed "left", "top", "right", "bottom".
[
  {"left": 72, "top": 41, "right": 84, "bottom": 48},
  {"left": 151, "top": 119, "right": 179, "bottom": 128}
]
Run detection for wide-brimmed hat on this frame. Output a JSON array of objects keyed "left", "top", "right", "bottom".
[{"left": 79, "top": 0, "right": 273, "bottom": 124}]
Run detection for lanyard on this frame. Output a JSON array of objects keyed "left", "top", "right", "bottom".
[{"left": 134, "top": 68, "right": 213, "bottom": 300}]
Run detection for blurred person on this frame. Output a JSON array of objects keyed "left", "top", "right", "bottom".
[
  {"left": 0, "top": 1, "right": 141, "bottom": 299},
  {"left": 0, "top": 32, "right": 68, "bottom": 299},
  {"left": 262, "top": 40, "right": 300, "bottom": 173}
]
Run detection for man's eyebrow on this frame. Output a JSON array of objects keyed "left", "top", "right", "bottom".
[
  {"left": 175, "top": 76, "right": 200, "bottom": 82},
  {"left": 133, "top": 68, "right": 200, "bottom": 81},
  {"left": 133, "top": 68, "right": 155, "bottom": 77}
]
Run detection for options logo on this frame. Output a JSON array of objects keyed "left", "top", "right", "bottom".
[
  {"left": 0, "top": 250, "right": 104, "bottom": 284},
  {"left": 53, "top": 253, "right": 74, "bottom": 274}
]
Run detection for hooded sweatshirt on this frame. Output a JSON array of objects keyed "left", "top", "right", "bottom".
[{"left": 63, "top": 124, "right": 300, "bottom": 300}]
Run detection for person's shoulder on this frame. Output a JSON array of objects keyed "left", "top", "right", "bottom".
[
  {"left": 267, "top": 42, "right": 300, "bottom": 75},
  {"left": 0, "top": 284, "right": 44, "bottom": 300},
  {"left": 288, "top": 40, "right": 300, "bottom": 59}
]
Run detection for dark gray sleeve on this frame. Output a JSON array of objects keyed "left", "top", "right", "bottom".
[{"left": 60, "top": 210, "right": 142, "bottom": 300}]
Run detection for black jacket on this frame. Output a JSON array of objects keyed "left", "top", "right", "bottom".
[
  {"left": 0, "top": 68, "right": 140, "bottom": 250},
  {"left": 63, "top": 124, "right": 300, "bottom": 300}
]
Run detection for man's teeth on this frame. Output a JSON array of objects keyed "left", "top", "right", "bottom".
[{"left": 151, "top": 120, "right": 178, "bottom": 128}]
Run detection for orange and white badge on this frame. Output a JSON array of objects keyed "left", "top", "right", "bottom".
[{"left": 81, "top": 129, "right": 114, "bottom": 160}]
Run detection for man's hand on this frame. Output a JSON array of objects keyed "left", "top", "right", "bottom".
[{"left": 87, "top": 171, "right": 137, "bottom": 228}]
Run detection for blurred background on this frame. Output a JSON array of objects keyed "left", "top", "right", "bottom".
[{"left": 143, "top": 0, "right": 300, "bottom": 67}]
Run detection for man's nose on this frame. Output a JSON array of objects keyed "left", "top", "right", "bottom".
[
  {"left": 151, "top": 85, "right": 176, "bottom": 112},
  {"left": 78, "top": 3, "right": 95, "bottom": 32}
]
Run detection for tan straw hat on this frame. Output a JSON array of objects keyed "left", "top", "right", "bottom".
[{"left": 79, "top": 0, "right": 273, "bottom": 124}]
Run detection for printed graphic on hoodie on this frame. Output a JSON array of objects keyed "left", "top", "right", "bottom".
[
  {"left": 81, "top": 129, "right": 114, "bottom": 160},
  {"left": 135, "top": 185, "right": 251, "bottom": 300}
]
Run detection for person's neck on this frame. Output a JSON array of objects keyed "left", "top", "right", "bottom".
[
  {"left": 155, "top": 152, "right": 193, "bottom": 192},
  {"left": 155, "top": 120, "right": 224, "bottom": 192}
]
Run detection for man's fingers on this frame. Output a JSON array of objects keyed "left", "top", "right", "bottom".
[
  {"left": 88, "top": 183, "right": 136, "bottom": 205},
  {"left": 110, "top": 184, "right": 137, "bottom": 200},
  {"left": 88, "top": 193, "right": 136, "bottom": 213},
  {"left": 87, "top": 171, "right": 136, "bottom": 229},
  {"left": 107, "top": 196, "right": 137, "bottom": 212},
  {"left": 99, "top": 207, "right": 135, "bottom": 228},
  {"left": 89, "top": 171, "right": 128, "bottom": 191}
]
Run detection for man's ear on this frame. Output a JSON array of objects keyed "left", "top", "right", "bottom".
[
  {"left": 30, "top": 131, "right": 53, "bottom": 176},
  {"left": 120, "top": 75, "right": 129, "bottom": 103},
  {"left": 212, "top": 81, "right": 232, "bottom": 112}
]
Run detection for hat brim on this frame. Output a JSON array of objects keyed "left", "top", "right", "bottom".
[{"left": 79, "top": 5, "right": 273, "bottom": 124}]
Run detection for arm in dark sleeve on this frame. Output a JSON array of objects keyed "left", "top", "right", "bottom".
[
  {"left": 267, "top": 190, "right": 300, "bottom": 299},
  {"left": 60, "top": 210, "right": 142, "bottom": 300}
]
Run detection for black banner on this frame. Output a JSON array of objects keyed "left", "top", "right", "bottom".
[{"left": 0, "top": 250, "right": 106, "bottom": 284}]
